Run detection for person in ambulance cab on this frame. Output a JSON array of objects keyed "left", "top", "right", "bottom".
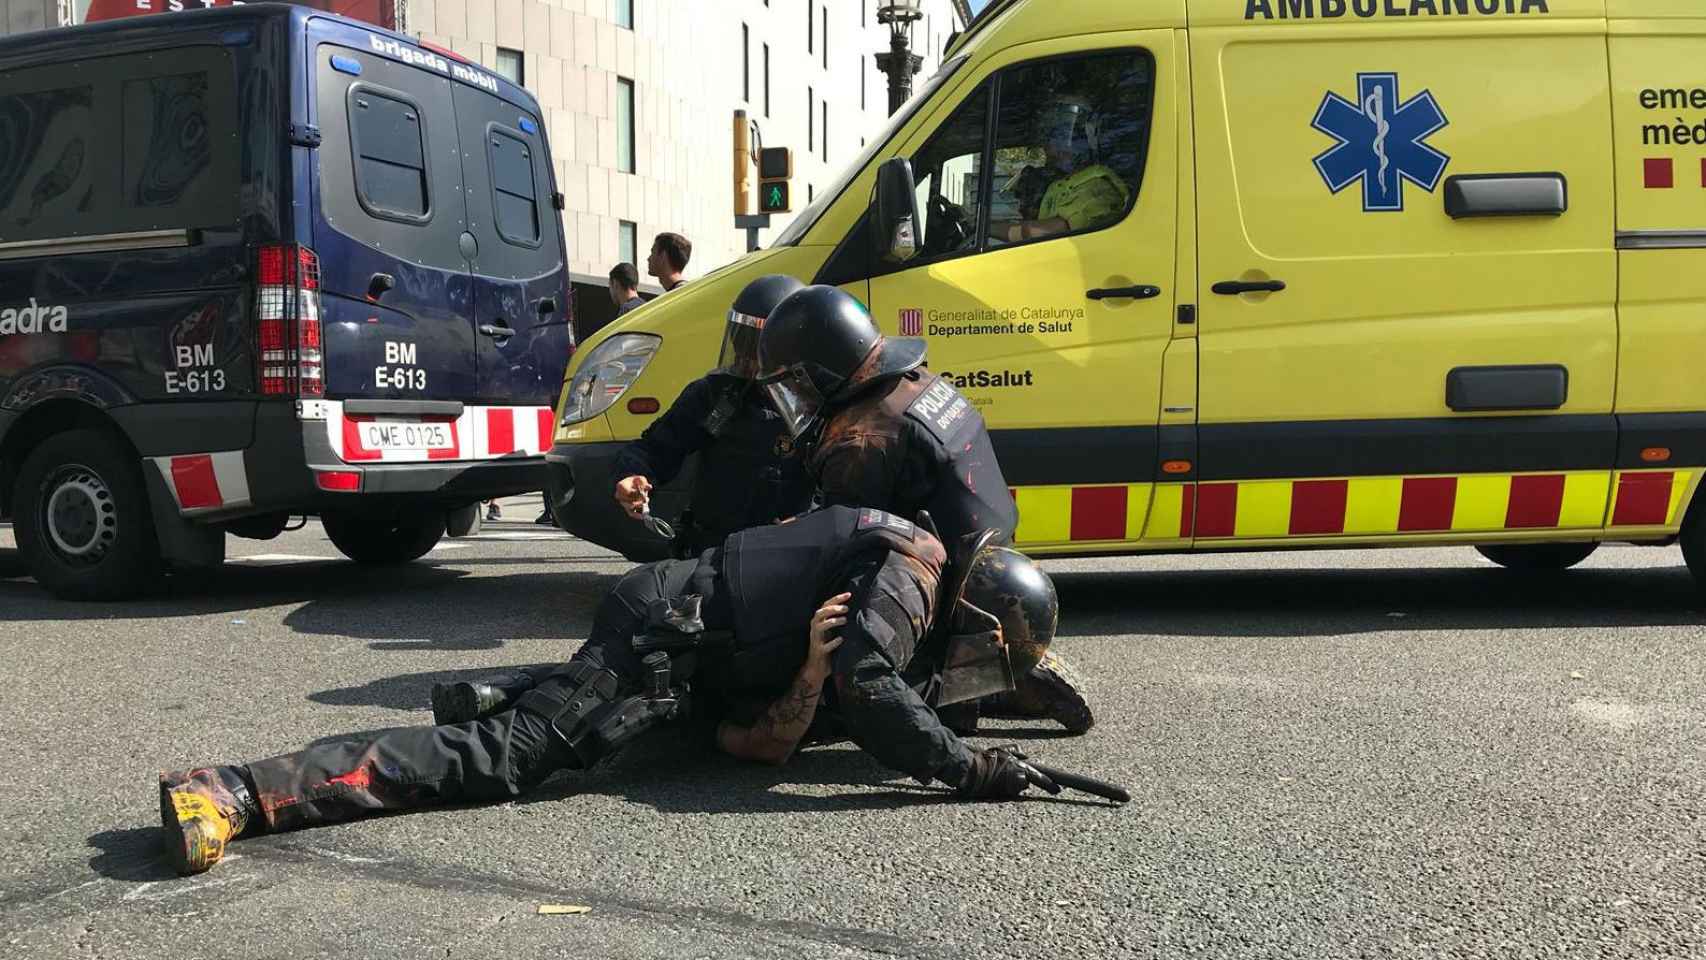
[{"left": 988, "top": 91, "right": 1131, "bottom": 245}]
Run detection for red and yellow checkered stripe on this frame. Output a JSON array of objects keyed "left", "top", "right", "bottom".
[{"left": 1011, "top": 469, "right": 1697, "bottom": 546}]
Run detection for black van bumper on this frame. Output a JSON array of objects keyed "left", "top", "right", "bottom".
[
  {"left": 121, "top": 401, "right": 547, "bottom": 520},
  {"left": 545, "top": 441, "right": 681, "bottom": 562}
]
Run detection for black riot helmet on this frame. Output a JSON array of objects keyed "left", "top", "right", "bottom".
[
  {"left": 756, "top": 284, "right": 926, "bottom": 439},
  {"left": 717, "top": 274, "right": 804, "bottom": 380},
  {"left": 951, "top": 533, "right": 1059, "bottom": 678}
]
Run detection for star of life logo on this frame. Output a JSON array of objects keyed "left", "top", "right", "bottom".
[
  {"left": 1311, "top": 72, "right": 1450, "bottom": 212},
  {"left": 898, "top": 308, "right": 922, "bottom": 337}
]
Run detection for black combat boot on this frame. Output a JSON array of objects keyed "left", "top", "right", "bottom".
[
  {"left": 430, "top": 671, "right": 539, "bottom": 724},
  {"left": 981, "top": 651, "right": 1094, "bottom": 735},
  {"left": 158, "top": 765, "right": 261, "bottom": 876}
]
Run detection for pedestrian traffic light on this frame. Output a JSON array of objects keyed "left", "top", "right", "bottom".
[{"left": 758, "top": 147, "right": 792, "bottom": 214}]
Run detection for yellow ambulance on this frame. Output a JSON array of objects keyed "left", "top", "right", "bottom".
[{"left": 547, "top": 0, "right": 1706, "bottom": 595}]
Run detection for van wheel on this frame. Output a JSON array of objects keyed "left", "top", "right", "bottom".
[
  {"left": 1682, "top": 503, "right": 1706, "bottom": 602},
  {"left": 321, "top": 510, "right": 445, "bottom": 564},
  {"left": 1475, "top": 543, "right": 1598, "bottom": 571},
  {"left": 444, "top": 503, "right": 483, "bottom": 538},
  {"left": 13, "top": 429, "right": 161, "bottom": 600}
]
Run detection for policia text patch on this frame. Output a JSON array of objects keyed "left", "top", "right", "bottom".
[{"left": 1246, "top": 0, "right": 1549, "bottom": 19}]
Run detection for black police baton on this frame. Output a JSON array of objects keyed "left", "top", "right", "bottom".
[
  {"left": 997, "top": 746, "right": 1131, "bottom": 804},
  {"left": 1023, "top": 761, "right": 1131, "bottom": 804}
]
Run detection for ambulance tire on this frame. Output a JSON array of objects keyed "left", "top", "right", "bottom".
[
  {"left": 1474, "top": 543, "right": 1598, "bottom": 571},
  {"left": 322, "top": 510, "right": 445, "bottom": 564},
  {"left": 13, "top": 429, "right": 162, "bottom": 601},
  {"left": 1681, "top": 502, "right": 1706, "bottom": 602}
]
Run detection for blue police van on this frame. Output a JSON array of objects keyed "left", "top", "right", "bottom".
[{"left": 0, "top": 5, "right": 574, "bottom": 599}]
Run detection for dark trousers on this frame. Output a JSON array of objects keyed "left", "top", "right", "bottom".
[{"left": 245, "top": 557, "right": 720, "bottom": 833}]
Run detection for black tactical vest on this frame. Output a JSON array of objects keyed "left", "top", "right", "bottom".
[
  {"left": 899, "top": 372, "right": 1019, "bottom": 548},
  {"left": 687, "top": 379, "right": 813, "bottom": 547},
  {"left": 720, "top": 505, "right": 943, "bottom": 653}
]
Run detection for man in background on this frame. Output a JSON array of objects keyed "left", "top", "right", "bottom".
[{"left": 648, "top": 232, "right": 691, "bottom": 292}]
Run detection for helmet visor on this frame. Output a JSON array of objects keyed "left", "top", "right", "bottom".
[
  {"left": 716, "top": 309, "right": 766, "bottom": 379},
  {"left": 759, "top": 365, "right": 824, "bottom": 439}
]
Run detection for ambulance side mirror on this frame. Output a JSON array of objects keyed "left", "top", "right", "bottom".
[{"left": 871, "top": 157, "right": 921, "bottom": 265}]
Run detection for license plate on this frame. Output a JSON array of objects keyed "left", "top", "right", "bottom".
[{"left": 359, "top": 420, "right": 453, "bottom": 452}]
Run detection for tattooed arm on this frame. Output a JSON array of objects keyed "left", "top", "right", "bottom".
[{"left": 717, "top": 593, "right": 852, "bottom": 766}]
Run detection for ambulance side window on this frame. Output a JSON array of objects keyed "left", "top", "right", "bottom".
[
  {"left": 907, "top": 81, "right": 990, "bottom": 261},
  {"left": 986, "top": 50, "right": 1152, "bottom": 250}
]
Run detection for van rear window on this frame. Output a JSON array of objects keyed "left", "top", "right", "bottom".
[
  {"left": 487, "top": 127, "right": 539, "bottom": 246},
  {"left": 350, "top": 90, "right": 430, "bottom": 220},
  {"left": 0, "top": 47, "right": 236, "bottom": 244}
]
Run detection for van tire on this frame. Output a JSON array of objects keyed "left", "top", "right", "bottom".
[
  {"left": 1681, "top": 502, "right": 1706, "bottom": 602},
  {"left": 13, "top": 429, "right": 161, "bottom": 600},
  {"left": 1475, "top": 543, "right": 1598, "bottom": 571},
  {"left": 322, "top": 510, "right": 445, "bottom": 564},
  {"left": 444, "top": 503, "right": 483, "bottom": 538}
]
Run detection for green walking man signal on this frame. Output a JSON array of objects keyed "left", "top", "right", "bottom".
[{"left": 757, "top": 147, "right": 792, "bottom": 214}]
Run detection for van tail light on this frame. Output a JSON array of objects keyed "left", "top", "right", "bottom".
[{"left": 256, "top": 244, "right": 324, "bottom": 398}]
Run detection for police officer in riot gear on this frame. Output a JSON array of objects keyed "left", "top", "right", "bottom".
[
  {"left": 757, "top": 285, "right": 1092, "bottom": 734},
  {"left": 156, "top": 507, "right": 1081, "bottom": 877},
  {"left": 611, "top": 274, "right": 813, "bottom": 556},
  {"left": 989, "top": 91, "right": 1131, "bottom": 244}
]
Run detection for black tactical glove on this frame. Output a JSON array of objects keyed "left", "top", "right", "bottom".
[{"left": 956, "top": 745, "right": 1059, "bottom": 801}]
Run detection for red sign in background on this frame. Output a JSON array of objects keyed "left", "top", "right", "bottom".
[{"left": 81, "top": 0, "right": 395, "bottom": 29}]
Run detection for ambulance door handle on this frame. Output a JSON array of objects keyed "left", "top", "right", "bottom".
[
  {"left": 1086, "top": 285, "right": 1161, "bottom": 301},
  {"left": 1212, "top": 280, "right": 1287, "bottom": 295},
  {"left": 479, "top": 323, "right": 516, "bottom": 339}
]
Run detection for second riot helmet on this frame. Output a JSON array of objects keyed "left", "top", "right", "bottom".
[
  {"left": 756, "top": 285, "right": 926, "bottom": 438},
  {"left": 717, "top": 274, "right": 803, "bottom": 379}
]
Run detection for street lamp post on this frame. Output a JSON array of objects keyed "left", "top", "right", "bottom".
[{"left": 874, "top": 0, "right": 924, "bottom": 117}]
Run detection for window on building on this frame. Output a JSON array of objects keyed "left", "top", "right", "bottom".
[
  {"left": 742, "top": 24, "right": 750, "bottom": 102},
  {"left": 619, "top": 220, "right": 637, "bottom": 266},
  {"left": 616, "top": 0, "right": 633, "bottom": 30},
  {"left": 807, "top": 0, "right": 813, "bottom": 53},
  {"left": 821, "top": 6, "right": 827, "bottom": 69},
  {"left": 351, "top": 89, "right": 431, "bottom": 220},
  {"left": 616, "top": 77, "right": 636, "bottom": 173},
  {"left": 860, "top": 55, "right": 865, "bottom": 111},
  {"left": 807, "top": 86, "right": 813, "bottom": 152},
  {"left": 488, "top": 128, "right": 540, "bottom": 245},
  {"left": 494, "top": 47, "right": 524, "bottom": 87},
  {"left": 763, "top": 44, "right": 771, "bottom": 117},
  {"left": 808, "top": 183, "right": 814, "bottom": 202},
  {"left": 862, "top": 0, "right": 866, "bottom": 26},
  {"left": 822, "top": 101, "right": 828, "bottom": 162}
]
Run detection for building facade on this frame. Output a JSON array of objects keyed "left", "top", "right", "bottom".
[
  {"left": 5, "top": 0, "right": 969, "bottom": 289},
  {"left": 410, "top": 0, "right": 966, "bottom": 283}
]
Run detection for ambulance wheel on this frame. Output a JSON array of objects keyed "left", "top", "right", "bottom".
[
  {"left": 322, "top": 510, "right": 445, "bottom": 564},
  {"left": 1475, "top": 543, "right": 1598, "bottom": 571},
  {"left": 12, "top": 429, "right": 161, "bottom": 600},
  {"left": 1681, "top": 501, "right": 1706, "bottom": 602}
]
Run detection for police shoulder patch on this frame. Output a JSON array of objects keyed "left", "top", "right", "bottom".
[
  {"left": 856, "top": 508, "right": 916, "bottom": 539},
  {"left": 904, "top": 375, "right": 974, "bottom": 444}
]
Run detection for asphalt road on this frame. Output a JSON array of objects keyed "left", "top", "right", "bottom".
[{"left": 2, "top": 499, "right": 1703, "bottom": 959}]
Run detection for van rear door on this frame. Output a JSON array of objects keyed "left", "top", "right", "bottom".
[
  {"left": 310, "top": 37, "right": 480, "bottom": 416},
  {"left": 449, "top": 83, "right": 572, "bottom": 417}
]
